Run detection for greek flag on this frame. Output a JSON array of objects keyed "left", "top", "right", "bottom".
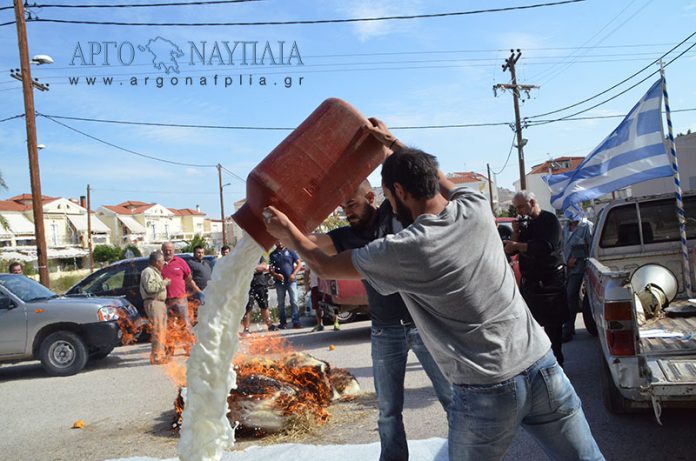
[{"left": 544, "top": 79, "right": 671, "bottom": 212}]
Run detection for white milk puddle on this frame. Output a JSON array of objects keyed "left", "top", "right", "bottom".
[{"left": 178, "top": 235, "right": 263, "bottom": 461}]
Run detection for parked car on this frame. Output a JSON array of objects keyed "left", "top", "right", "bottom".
[
  {"left": 0, "top": 274, "right": 138, "bottom": 376},
  {"left": 66, "top": 253, "right": 217, "bottom": 319}
]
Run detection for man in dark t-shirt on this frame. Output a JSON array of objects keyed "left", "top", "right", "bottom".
[
  {"left": 187, "top": 245, "right": 212, "bottom": 304},
  {"left": 505, "top": 190, "right": 568, "bottom": 365},
  {"left": 309, "top": 180, "right": 452, "bottom": 461},
  {"left": 241, "top": 256, "right": 277, "bottom": 333}
]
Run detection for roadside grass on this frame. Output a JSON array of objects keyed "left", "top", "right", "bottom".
[{"left": 51, "top": 274, "right": 84, "bottom": 294}]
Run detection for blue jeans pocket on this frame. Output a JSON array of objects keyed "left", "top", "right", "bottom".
[{"left": 539, "top": 364, "right": 579, "bottom": 415}]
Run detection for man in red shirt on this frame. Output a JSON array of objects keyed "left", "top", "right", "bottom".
[{"left": 161, "top": 241, "right": 202, "bottom": 356}]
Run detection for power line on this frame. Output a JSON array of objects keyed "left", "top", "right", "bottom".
[
  {"left": 529, "top": 39, "right": 696, "bottom": 126},
  {"left": 527, "top": 30, "right": 696, "bottom": 120},
  {"left": 28, "top": 0, "right": 586, "bottom": 27},
  {"left": 492, "top": 133, "right": 517, "bottom": 175},
  {"left": 32, "top": 0, "right": 262, "bottom": 8},
  {"left": 0, "top": 114, "right": 24, "bottom": 123},
  {"left": 92, "top": 187, "right": 224, "bottom": 195},
  {"left": 219, "top": 165, "right": 246, "bottom": 183},
  {"left": 39, "top": 113, "right": 220, "bottom": 168},
  {"left": 0, "top": 21, "right": 16, "bottom": 27},
  {"left": 35, "top": 108, "right": 696, "bottom": 133}
]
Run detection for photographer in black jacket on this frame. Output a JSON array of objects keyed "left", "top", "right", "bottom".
[{"left": 505, "top": 190, "right": 568, "bottom": 366}]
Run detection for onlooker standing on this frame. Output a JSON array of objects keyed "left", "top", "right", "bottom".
[
  {"left": 8, "top": 262, "right": 23, "bottom": 275},
  {"left": 161, "top": 241, "right": 201, "bottom": 355},
  {"left": 308, "top": 267, "right": 339, "bottom": 332},
  {"left": 187, "top": 245, "right": 212, "bottom": 303},
  {"left": 562, "top": 208, "right": 594, "bottom": 342},
  {"left": 241, "top": 256, "right": 277, "bottom": 334},
  {"left": 139, "top": 250, "right": 170, "bottom": 364},
  {"left": 505, "top": 190, "right": 568, "bottom": 366},
  {"left": 220, "top": 245, "right": 230, "bottom": 257},
  {"left": 269, "top": 241, "right": 302, "bottom": 329}
]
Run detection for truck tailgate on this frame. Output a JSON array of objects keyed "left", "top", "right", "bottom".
[{"left": 646, "top": 357, "right": 696, "bottom": 396}]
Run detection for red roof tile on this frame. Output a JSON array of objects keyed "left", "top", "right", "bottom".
[
  {"left": 447, "top": 171, "right": 489, "bottom": 184},
  {"left": 529, "top": 157, "right": 584, "bottom": 175},
  {"left": 7, "top": 193, "right": 59, "bottom": 204},
  {"left": 172, "top": 208, "right": 205, "bottom": 216},
  {"left": 0, "top": 200, "right": 29, "bottom": 212}
]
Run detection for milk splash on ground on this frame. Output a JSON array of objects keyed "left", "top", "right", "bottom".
[{"left": 178, "top": 236, "right": 263, "bottom": 461}]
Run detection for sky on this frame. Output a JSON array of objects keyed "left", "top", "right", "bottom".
[{"left": 1, "top": 0, "right": 695, "bottom": 219}]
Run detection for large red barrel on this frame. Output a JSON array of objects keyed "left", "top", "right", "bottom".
[{"left": 233, "top": 98, "right": 389, "bottom": 250}]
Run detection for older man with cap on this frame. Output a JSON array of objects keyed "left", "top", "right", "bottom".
[{"left": 562, "top": 205, "right": 594, "bottom": 342}]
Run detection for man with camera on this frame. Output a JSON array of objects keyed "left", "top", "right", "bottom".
[{"left": 504, "top": 190, "right": 568, "bottom": 366}]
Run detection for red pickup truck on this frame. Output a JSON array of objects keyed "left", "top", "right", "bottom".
[{"left": 317, "top": 278, "right": 369, "bottom": 323}]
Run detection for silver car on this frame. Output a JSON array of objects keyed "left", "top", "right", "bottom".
[{"left": 0, "top": 274, "right": 135, "bottom": 376}]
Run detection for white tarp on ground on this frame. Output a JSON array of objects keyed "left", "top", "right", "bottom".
[
  {"left": 67, "top": 213, "right": 111, "bottom": 233},
  {"left": 107, "top": 438, "right": 448, "bottom": 461},
  {"left": 116, "top": 215, "right": 147, "bottom": 234},
  {"left": 0, "top": 213, "right": 35, "bottom": 237}
]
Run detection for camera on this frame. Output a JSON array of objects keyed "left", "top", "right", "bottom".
[{"left": 516, "top": 215, "right": 530, "bottom": 231}]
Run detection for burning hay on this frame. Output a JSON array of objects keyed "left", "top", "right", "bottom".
[{"left": 173, "top": 335, "right": 360, "bottom": 437}]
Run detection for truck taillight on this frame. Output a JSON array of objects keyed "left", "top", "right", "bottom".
[
  {"left": 604, "top": 301, "right": 635, "bottom": 356},
  {"left": 606, "top": 330, "right": 635, "bottom": 356},
  {"left": 604, "top": 302, "right": 633, "bottom": 321}
]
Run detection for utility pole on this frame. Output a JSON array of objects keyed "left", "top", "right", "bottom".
[
  {"left": 14, "top": 0, "right": 49, "bottom": 287},
  {"left": 87, "top": 184, "right": 94, "bottom": 272},
  {"left": 486, "top": 163, "right": 495, "bottom": 215},
  {"left": 493, "top": 49, "right": 538, "bottom": 191},
  {"left": 217, "top": 164, "right": 227, "bottom": 247}
]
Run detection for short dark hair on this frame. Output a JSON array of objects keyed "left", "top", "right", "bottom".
[
  {"left": 193, "top": 245, "right": 204, "bottom": 252},
  {"left": 8, "top": 262, "right": 22, "bottom": 273},
  {"left": 221, "top": 245, "right": 230, "bottom": 252},
  {"left": 381, "top": 147, "right": 440, "bottom": 200}
]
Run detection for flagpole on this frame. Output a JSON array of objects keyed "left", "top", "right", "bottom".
[{"left": 660, "top": 61, "right": 694, "bottom": 297}]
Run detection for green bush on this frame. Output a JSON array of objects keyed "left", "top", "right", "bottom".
[
  {"left": 93, "top": 245, "right": 122, "bottom": 264},
  {"left": 180, "top": 234, "right": 211, "bottom": 254},
  {"left": 121, "top": 244, "right": 142, "bottom": 259}
]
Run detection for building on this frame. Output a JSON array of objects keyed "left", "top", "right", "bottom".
[
  {"left": 0, "top": 194, "right": 110, "bottom": 270},
  {"left": 631, "top": 132, "right": 696, "bottom": 197},
  {"left": 448, "top": 171, "right": 498, "bottom": 212},
  {"left": 513, "top": 157, "right": 585, "bottom": 212}
]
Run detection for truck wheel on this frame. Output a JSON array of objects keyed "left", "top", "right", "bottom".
[
  {"left": 582, "top": 295, "right": 598, "bottom": 337},
  {"left": 90, "top": 346, "right": 115, "bottom": 360},
  {"left": 599, "top": 347, "right": 632, "bottom": 414},
  {"left": 39, "top": 331, "right": 89, "bottom": 376},
  {"left": 335, "top": 311, "right": 356, "bottom": 324}
]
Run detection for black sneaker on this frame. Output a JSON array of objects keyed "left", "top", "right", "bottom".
[
  {"left": 292, "top": 323, "right": 302, "bottom": 329},
  {"left": 278, "top": 323, "right": 288, "bottom": 330},
  {"left": 268, "top": 324, "right": 279, "bottom": 332}
]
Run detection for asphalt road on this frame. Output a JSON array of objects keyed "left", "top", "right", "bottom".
[{"left": 1, "top": 316, "right": 695, "bottom": 461}]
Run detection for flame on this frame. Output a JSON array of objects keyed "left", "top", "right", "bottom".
[
  {"left": 116, "top": 311, "right": 140, "bottom": 346},
  {"left": 170, "top": 330, "right": 360, "bottom": 436}
]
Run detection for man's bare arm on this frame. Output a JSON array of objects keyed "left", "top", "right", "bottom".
[
  {"left": 307, "top": 233, "right": 338, "bottom": 256},
  {"left": 264, "top": 207, "right": 361, "bottom": 280}
]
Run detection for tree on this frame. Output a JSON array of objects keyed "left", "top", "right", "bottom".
[
  {"left": 121, "top": 244, "right": 141, "bottom": 259},
  {"left": 93, "top": 245, "right": 122, "bottom": 264},
  {"left": 180, "top": 234, "right": 212, "bottom": 254},
  {"left": 317, "top": 211, "right": 347, "bottom": 232}
]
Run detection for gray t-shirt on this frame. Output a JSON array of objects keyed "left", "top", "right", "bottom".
[{"left": 352, "top": 186, "right": 550, "bottom": 385}]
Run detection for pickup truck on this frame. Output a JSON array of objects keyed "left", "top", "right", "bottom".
[
  {"left": 317, "top": 278, "right": 369, "bottom": 323},
  {"left": 0, "top": 274, "right": 139, "bottom": 376},
  {"left": 585, "top": 192, "right": 696, "bottom": 421}
]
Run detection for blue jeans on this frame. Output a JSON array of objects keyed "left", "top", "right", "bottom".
[
  {"left": 276, "top": 281, "right": 299, "bottom": 326},
  {"left": 372, "top": 324, "right": 453, "bottom": 461},
  {"left": 448, "top": 350, "right": 603, "bottom": 461}
]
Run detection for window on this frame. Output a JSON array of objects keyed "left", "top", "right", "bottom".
[
  {"left": 600, "top": 197, "right": 696, "bottom": 248},
  {"left": 80, "top": 267, "right": 127, "bottom": 294}
]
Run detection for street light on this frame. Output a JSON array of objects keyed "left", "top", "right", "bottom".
[{"left": 12, "top": 0, "right": 53, "bottom": 287}]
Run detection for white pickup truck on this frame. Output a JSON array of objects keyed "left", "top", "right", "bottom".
[{"left": 585, "top": 192, "right": 696, "bottom": 422}]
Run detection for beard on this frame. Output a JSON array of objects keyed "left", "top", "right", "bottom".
[
  {"left": 394, "top": 195, "right": 414, "bottom": 228},
  {"left": 348, "top": 205, "right": 376, "bottom": 232}
]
